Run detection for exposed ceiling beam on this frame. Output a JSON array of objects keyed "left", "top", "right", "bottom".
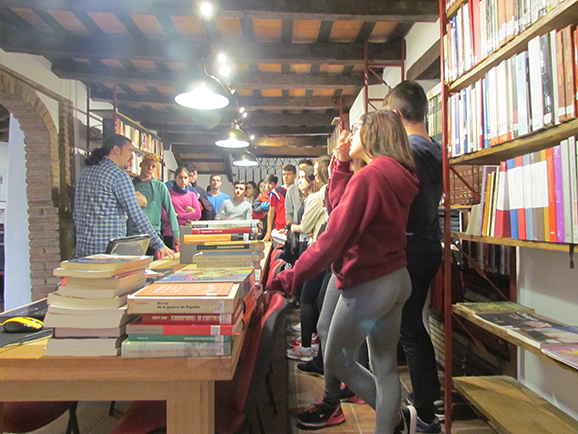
[
  {"left": 0, "top": 27, "right": 403, "bottom": 65},
  {"left": 155, "top": 124, "right": 333, "bottom": 136},
  {"left": 121, "top": 109, "right": 337, "bottom": 127},
  {"left": 57, "top": 62, "right": 374, "bottom": 88},
  {"left": 406, "top": 41, "right": 440, "bottom": 81},
  {"left": 167, "top": 134, "right": 326, "bottom": 148},
  {"left": 90, "top": 89, "right": 353, "bottom": 110},
  {"left": 0, "top": 1, "right": 439, "bottom": 22}
]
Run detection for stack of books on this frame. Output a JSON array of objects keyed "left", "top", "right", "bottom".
[
  {"left": 124, "top": 267, "right": 259, "bottom": 358},
  {"left": 179, "top": 220, "right": 265, "bottom": 280},
  {"left": 43, "top": 254, "right": 152, "bottom": 356}
]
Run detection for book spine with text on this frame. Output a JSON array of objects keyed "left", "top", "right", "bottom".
[
  {"left": 127, "top": 334, "right": 232, "bottom": 343},
  {"left": 127, "top": 296, "right": 241, "bottom": 314},
  {"left": 121, "top": 340, "right": 232, "bottom": 358}
]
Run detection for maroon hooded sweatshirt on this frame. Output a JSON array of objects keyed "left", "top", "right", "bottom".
[{"left": 271, "top": 156, "right": 419, "bottom": 295}]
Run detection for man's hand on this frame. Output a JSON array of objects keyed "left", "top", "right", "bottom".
[
  {"left": 136, "top": 191, "right": 147, "bottom": 207},
  {"left": 156, "top": 246, "right": 177, "bottom": 260},
  {"left": 173, "top": 237, "right": 180, "bottom": 247}
]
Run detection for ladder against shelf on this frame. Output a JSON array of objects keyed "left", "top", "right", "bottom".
[{"left": 454, "top": 376, "right": 578, "bottom": 433}]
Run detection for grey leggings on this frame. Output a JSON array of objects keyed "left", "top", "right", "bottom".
[{"left": 318, "top": 269, "right": 411, "bottom": 434}]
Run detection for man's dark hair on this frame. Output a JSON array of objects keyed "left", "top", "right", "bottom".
[
  {"left": 298, "top": 159, "right": 313, "bottom": 167},
  {"left": 210, "top": 173, "right": 222, "bottom": 181},
  {"left": 85, "top": 134, "right": 131, "bottom": 166},
  {"left": 185, "top": 162, "right": 198, "bottom": 173},
  {"left": 282, "top": 164, "right": 296, "bottom": 174},
  {"left": 383, "top": 80, "right": 428, "bottom": 124},
  {"left": 234, "top": 179, "right": 246, "bottom": 188},
  {"left": 264, "top": 174, "right": 278, "bottom": 184}
]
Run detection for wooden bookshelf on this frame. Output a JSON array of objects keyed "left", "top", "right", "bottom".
[
  {"left": 452, "top": 305, "right": 578, "bottom": 373},
  {"left": 448, "top": 0, "right": 578, "bottom": 92},
  {"left": 454, "top": 233, "right": 573, "bottom": 252},
  {"left": 449, "top": 118, "right": 578, "bottom": 165},
  {"left": 454, "top": 376, "right": 578, "bottom": 433}
]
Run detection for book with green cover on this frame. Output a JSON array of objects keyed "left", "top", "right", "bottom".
[{"left": 454, "top": 301, "right": 534, "bottom": 314}]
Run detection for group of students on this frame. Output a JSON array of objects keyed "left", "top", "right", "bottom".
[
  {"left": 268, "top": 80, "right": 444, "bottom": 434},
  {"left": 72, "top": 78, "right": 442, "bottom": 434}
]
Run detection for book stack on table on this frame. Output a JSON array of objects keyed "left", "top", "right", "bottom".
[
  {"left": 124, "top": 266, "right": 260, "bottom": 358},
  {"left": 179, "top": 219, "right": 265, "bottom": 281},
  {"left": 43, "top": 254, "right": 152, "bottom": 356}
]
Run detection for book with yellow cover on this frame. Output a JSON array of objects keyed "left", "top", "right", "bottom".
[{"left": 59, "top": 254, "right": 153, "bottom": 271}]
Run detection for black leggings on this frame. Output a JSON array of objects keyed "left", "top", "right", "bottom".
[{"left": 299, "top": 269, "right": 327, "bottom": 347}]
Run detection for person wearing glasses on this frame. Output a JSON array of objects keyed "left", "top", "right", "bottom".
[
  {"left": 269, "top": 111, "right": 420, "bottom": 434},
  {"left": 383, "top": 81, "right": 444, "bottom": 434}
]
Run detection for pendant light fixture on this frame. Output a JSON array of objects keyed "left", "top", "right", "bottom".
[
  {"left": 174, "top": 73, "right": 231, "bottom": 110},
  {"left": 215, "top": 124, "right": 250, "bottom": 148},
  {"left": 232, "top": 151, "right": 258, "bottom": 167}
]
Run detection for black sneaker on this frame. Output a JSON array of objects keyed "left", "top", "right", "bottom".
[
  {"left": 394, "top": 406, "right": 417, "bottom": 434},
  {"left": 296, "top": 400, "right": 345, "bottom": 429},
  {"left": 406, "top": 393, "right": 445, "bottom": 422},
  {"left": 297, "top": 360, "right": 324, "bottom": 377}
]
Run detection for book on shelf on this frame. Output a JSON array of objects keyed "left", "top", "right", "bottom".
[
  {"left": 187, "top": 226, "right": 258, "bottom": 235},
  {"left": 43, "top": 336, "right": 126, "bottom": 357},
  {"left": 58, "top": 254, "right": 152, "bottom": 271},
  {"left": 127, "top": 282, "right": 243, "bottom": 314},
  {"left": 60, "top": 269, "right": 146, "bottom": 291},
  {"left": 156, "top": 267, "right": 255, "bottom": 292},
  {"left": 541, "top": 345, "right": 578, "bottom": 370},
  {"left": 127, "top": 312, "right": 244, "bottom": 336},
  {"left": 188, "top": 219, "right": 258, "bottom": 228},
  {"left": 506, "top": 325, "right": 578, "bottom": 349},
  {"left": 192, "top": 253, "right": 261, "bottom": 269},
  {"left": 57, "top": 277, "right": 146, "bottom": 299},
  {"left": 54, "top": 267, "right": 146, "bottom": 279},
  {"left": 140, "top": 305, "right": 243, "bottom": 325},
  {"left": 127, "top": 334, "right": 232, "bottom": 343},
  {"left": 43, "top": 306, "right": 136, "bottom": 329},
  {"left": 121, "top": 340, "right": 232, "bottom": 358},
  {"left": 47, "top": 292, "right": 128, "bottom": 309},
  {"left": 183, "top": 233, "right": 257, "bottom": 244},
  {"left": 454, "top": 301, "right": 534, "bottom": 315},
  {"left": 52, "top": 323, "right": 130, "bottom": 339},
  {"left": 474, "top": 310, "right": 563, "bottom": 327}
]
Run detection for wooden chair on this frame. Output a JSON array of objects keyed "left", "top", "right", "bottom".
[
  {"left": 109, "top": 292, "right": 288, "bottom": 434},
  {"left": 2, "top": 401, "right": 79, "bottom": 434}
]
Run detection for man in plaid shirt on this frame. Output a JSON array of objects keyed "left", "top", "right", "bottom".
[{"left": 73, "top": 134, "right": 175, "bottom": 259}]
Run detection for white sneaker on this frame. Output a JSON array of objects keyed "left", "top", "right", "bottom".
[
  {"left": 292, "top": 322, "right": 301, "bottom": 332},
  {"left": 286, "top": 345, "right": 313, "bottom": 362}
]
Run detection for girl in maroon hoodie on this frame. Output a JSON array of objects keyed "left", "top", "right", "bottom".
[{"left": 269, "top": 110, "right": 419, "bottom": 434}]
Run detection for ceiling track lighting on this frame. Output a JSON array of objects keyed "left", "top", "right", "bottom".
[
  {"left": 215, "top": 124, "right": 250, "bottom": 148},
  {"left": 233, "top": 151, "right": 258, "bottom": 167}
]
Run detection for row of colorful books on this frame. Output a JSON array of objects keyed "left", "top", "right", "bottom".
[
  {"left": 466, "top": 139, "right": 578, "bottom": 243},
  {"left": 448, "top": 25, "right": 578, "bottom": 158},
  {"left": 454, "top": 301, "right": 578, "bottom": 371},
  {"left": 444, "top": 0, "right": 563, "bottom": 82}
]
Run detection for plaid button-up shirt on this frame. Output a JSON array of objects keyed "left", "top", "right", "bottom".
[{"left": 73, "top": 158, "right": 164, "bottom": 257}]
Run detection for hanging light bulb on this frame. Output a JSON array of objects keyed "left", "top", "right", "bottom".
[
  {"left": 215, "top": 125, "right": 250, "bottom": 148},
  {"left": 233, "top": 151, "right": 258, "bottom": 167},
  {"left": 174, "top": 74, "right": 231, "bottom": 110}
]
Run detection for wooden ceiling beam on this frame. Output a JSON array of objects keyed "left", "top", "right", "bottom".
[
  {"left": 60, "top": 62, "right": 374, "bottom": 88},
  {"left": 153, "top": 124, "right": 333, "bottom": 136},
  {"left": 406, "top": 41, "right": 441, "bottom": 81},
  {"left": 0, "top": 1, "right": 439, "bottom": 22},
  {"left": 90, "top": 89, "right": 352, "bottom": 110},
  {"left": 167, "top": 134, "right": 326, "bottom": 148},
  {"left": 122, "top": 109, "right": 337, "bottom": 127},
  {"left": 1, "top": 27, "right": 403, "bottom": 65}
]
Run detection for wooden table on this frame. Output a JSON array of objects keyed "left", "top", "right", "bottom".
[{"left": 0, "top": 255, "right": 251, "bottom": 434}]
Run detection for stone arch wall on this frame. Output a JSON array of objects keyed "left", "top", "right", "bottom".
[{"left": 0, "top": 68, "right": 76, "bottom": 301}]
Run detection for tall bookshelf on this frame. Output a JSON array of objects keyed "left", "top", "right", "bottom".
[
  {"left": 440, "top": 0, "right": 578, "bottom": 431},
  {"left": 92, "top": 109, "right": 164, "bottom": 180}
]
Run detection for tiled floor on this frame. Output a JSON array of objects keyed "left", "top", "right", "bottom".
[{"left": 16, "top": 305, "right": 494, "bottom": 434}]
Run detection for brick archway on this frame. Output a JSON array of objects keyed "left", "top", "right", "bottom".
[{"left": 0, "top": 68, "right": 75, "bottom": 301}]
